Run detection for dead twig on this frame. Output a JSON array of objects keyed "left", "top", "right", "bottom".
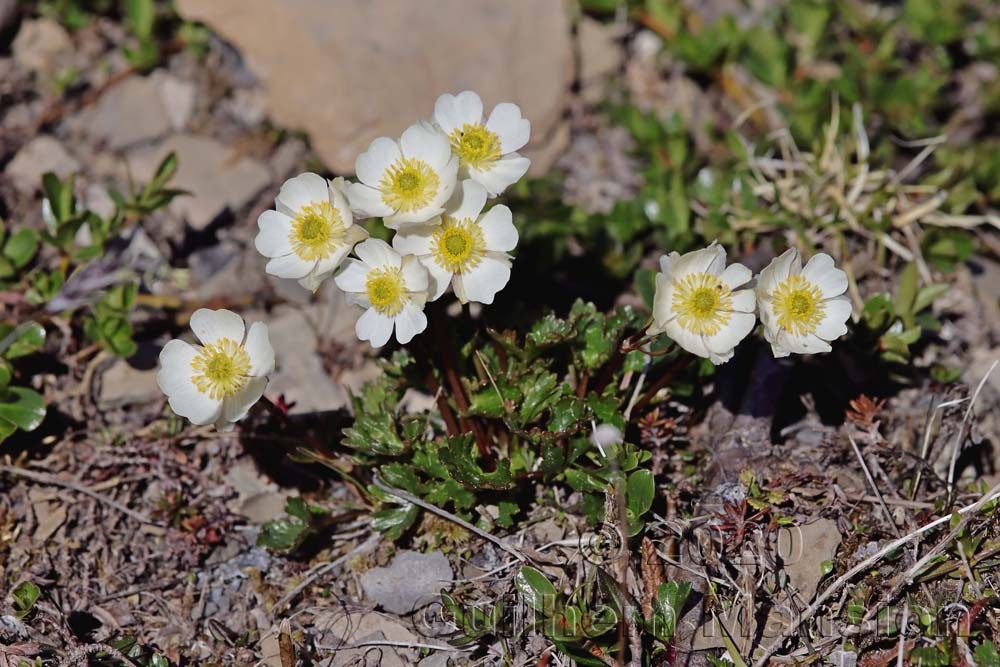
[
  {"left": 271, "top": 533, "right": 380, "bottom": 615},
  {"left": 753, "top": 480, "right": 1000, "bottom": 667},
  {"left": 0, "top": 464, "right": 161, "bottom": 527},
  {"left": 372, "top": 475, "right": 531, "bottom": 564}
]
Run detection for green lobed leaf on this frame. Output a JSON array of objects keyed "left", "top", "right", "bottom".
[
  {"left": 0, "top": 386, "right": 46, "bottom": 433},
  {"left": 3, "top": 228, "right": 40, "bottom": 269},
  {"left": 12, "top": 580, "right": 40, "bottom": 618}
]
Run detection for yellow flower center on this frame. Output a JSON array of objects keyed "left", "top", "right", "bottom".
[
  {"left": 289, "top": 201, "right": 345, "bottom": 261},
  {"left": 672, "top": 272, "right": 733, "bottom": 336},
  {"left": 431, "top": 217, "right": 485, "bottom": 273},
  {"left": 380, "top": 158, "right": 440, "bottom": 213},
  {"left": 365, "top": 266, "right": 408, "bottom": 316},
  {"left": 190, "top": 338, "right": 251, "bottom": 400},
  {"left": 772, "top": 275, "right": 825, "bottom": 336},
  {"left": 449, "top": 123, "right": 502, "bottom": 170}
]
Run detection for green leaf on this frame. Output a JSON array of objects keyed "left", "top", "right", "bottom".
[
  {"left": 514, "top": 566, "right": 561, "bottom": 616},
  {"left": 371, "top": 503, "right": 419, "bottom": 541},
  {"left": 3, "top": 228, "right": 40, "bottom": 268},
  {"left": 548, "top": 396, "right": 585, "bottom": 433},
  {"left": 145, "top": 151, "right": 178, "bottom": 195},
  {"left": 647, "top": 581, "right": 691, "bottom": 643},
  {"left": 342, "top": 410, "right": 406, "bottom": 455},
  {"left": 974, "top": 642, "right": 1000, "bottom": 667},
  {"left": 519, "top": 371, "right": 560, "bottom": 425},
  {"left": 626, "top": 469, "right": 655, "bottom": 519},
  {"left": 257, "top": 516, "right": 310, "bottom": 551},
  {"left": 438, "top": 436, "right": 513, "bottom": 490},
  {"left": 124, "top": 0, "right": 156, "bottom": 39},
  {"left": 0, "top": 322, "right": 45, "bottom": 359},
  {"left": 913, "top": 283, "right": 948, "bottom": 314},
  {"left": 0, "top": 386, "right": 46, "bottom": 432},
  {"left": 895, "top": 262, "right": 919, "bottom": 322},
  {"left": 12, "top": 580, "right": 40, "bottom": 618}
]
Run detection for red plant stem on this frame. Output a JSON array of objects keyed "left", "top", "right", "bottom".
[
  {"left": 429, "top": 305, "right": 493, "bottom": 461},
  {"left": 632, "top": 356, "right": 694, "bottom": 414}
]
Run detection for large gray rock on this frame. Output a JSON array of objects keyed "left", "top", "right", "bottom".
[
  {"left": 264, "top": 304, "right": 352, "bottom": 415},
  {"left": 174, "top": 0, "right": 573, "bottom": 174},
  {"left": 130, "top": 134, "right": 270, "bottom": 230},
  {"left": 84, "top": 75, "right": 173, "bottom": 150},
  {"left": 360, "top": 550, "right": 454, "bottom": 615},
  {"left": 5, "top": 135, "right": 79, "bottom": 193},
  {"left": 11, "top": 18, "right": 71, "bottom": 74}
]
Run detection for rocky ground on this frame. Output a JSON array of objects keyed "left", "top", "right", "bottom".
[{"left": 1, "top": 1, "right": 999, "bottom": 666}]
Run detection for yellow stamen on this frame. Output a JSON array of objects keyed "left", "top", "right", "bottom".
[
  {"left": 380, "top": 157, "right": 439, "bottom": 213},
  {"left": 772, "top": 275, "right": 825, "bottom": 336},
  {"left": 672, "top": 272, "right": 733, "bottom": 336},
  {"left": 449, "top": 123, "right": 502, "bottom": 170},
  {"left": 365, "top": 266, "right": 407, "bottom": 316},
  {"left": 289, "top": 201, "right": 345, "bottom": 261},
  {"left": 191, "top": 338, "right": 251, "bottom": 400},
  {"left": 431, "top": 217, "right": 485, "bottom": 273}
]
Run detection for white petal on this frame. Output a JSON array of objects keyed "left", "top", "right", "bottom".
[
  {"left": 347, "top": 182, "right": 394, "bottom": 219},
  {"left": 393, "top": 303, "right": 428, "bottom": 344},
  {"left": 454, "top": 254, "right": 510, "bottom": 304},
  {"left": 345, "top": 291, "right": 371, "bottom": 309},
  {"left": 758, "top": 248, "right": 800, "bottom": 295},
  {"left": 392, "top": 224, "right": 437, "bottom": 257},
  {"left": 485, "top": 102, "right": 530, "bottom": 153},
  {"left": 664, "top": 323, "right": 710, "bottom": 359},
  {"left": 190, "top": 309, "right": 245, "bottom": 346},
  {"left": 354, "top": 238, "right": 401, "bottom": 270},
  {"left": 356, "top": 307, "right": 394, "bottom": 348},
  {"left": 400, "top": 122, "right": 452, "bottom": 173},
  {"left": 479, "top": 205, "right": 518, "bottom": 252},
  {"left": 431, "top": 155, "right": 460, "bottom": 207},
  {"left": 316, "top": 241, "right": 356, "bottom": 275},
  {"left": 659, "top": 252, "right": 679, "bottom": 276},
  {"left": 670, "top": 244, "right": 725, "bottom": 280},
  {"left": 265, "top": 252, "right": 314, "bottom": 279},
  {"left": 469, "top": 154, "right": 530, "bottom": 197},
  {"left": 356, "top": 137, "right": 402, "bottom": 187},
  {"left": 704, "top": 312, "right": 755, "bottom": 357},
  {"left": 729, "top": 288, "right": 756, "bottom": 314},
  {"left": 168, "top": 381, "right": 222, "bottom": 426},
  {"left": 421, "top": 257, "right": 454, "bottom": 301},
  {"left": 157, "top": 339, "right": 198, "bottom": 395},
  {"left": 650, "top": 274, "right": 675, "bottom": 333},
  {"left": 720, "top": 263, "right": 752, "bottom": 290},
  {"left": 446, "top": 179, "right": 488, "bottom": 221},
  {"left": 400, "top": 254, "right": 429, "bottom": 293},
  {"left": 217, "top": 376, "right": 267, "bottom": 427},
  {"left": 802, "top": 253, "right": 848, "bottom": 298},
  {"left": 244, "top": 321, "right": 274, "bottom": 377},
  {"left": 276, "top": 172, "right": 328, "bottom": 217},
  {"left": 255, "top": 210, "right": 294, "bottom": 258},
  {"left": 816, "top": 296, "right": 852, "bottom": 341},
  {"left": 329, "top": 178, "right": 355, "bottom": 226},
  {"left": 334, "top": 258, "right": 370, "bottom": 293},
  {"left": 434, "top": 90, "right": 484, "bottom": 135}
]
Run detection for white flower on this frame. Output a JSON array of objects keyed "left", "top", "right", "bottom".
[
  {"left": 392, "top": 180, "right": 517, "bottom": 305},
  {"left": 648, "top": 243, "right": 757, "bottom": 365},
  {"left": 157, "top": 309, "right": 275, "bottom": 430},
  {"left": 433, "top": 90, "right": 531, "bottom": 197},
  {"left": 255, "top": 173, "right": 368, "bottom": 292},
  {"left": 347, "top": 123, "right": 459, "bottom": 229},
  {"left": 334, "top": 239, "right": 431, "bottom": 347},
  {"left": 756, "top": 248, "right": 852, "bottom": 357}
]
